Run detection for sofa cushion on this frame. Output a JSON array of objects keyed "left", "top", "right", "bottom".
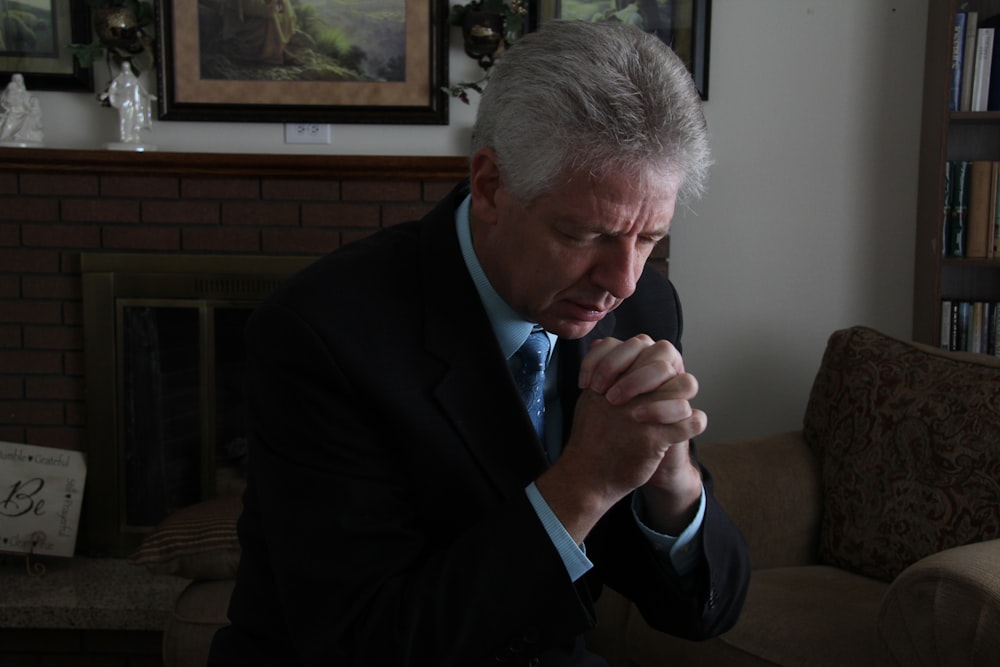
[
  {"left": 130, "top": 495, "right": 242, "bottom": 580},
  {"left": 164, "top": 579, "right": 236, "bottom": 667},
  {"left": 624, "top": 566, "right": 886, "bottom": 667},
  {"left": 804, "top": 326, "right": 1000, "bottom": 582}
]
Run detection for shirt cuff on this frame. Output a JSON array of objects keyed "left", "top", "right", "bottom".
[
  {"left": 632, "top": 486, "right": 706, "bottom": 577},
  {"left": 525, "top": 482, "right": 593, "bottom": 582}
]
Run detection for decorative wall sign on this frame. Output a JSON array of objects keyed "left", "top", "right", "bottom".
[{"left": 0, "top": 442, "right": 87, "bottom": 558}]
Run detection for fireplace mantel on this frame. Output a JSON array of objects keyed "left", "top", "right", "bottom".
[{"left": 0, "top": 147, "right": 469, "bottom": 181}]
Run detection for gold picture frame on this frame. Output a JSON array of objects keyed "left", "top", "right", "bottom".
[{"left": 156, "top": 0, "right": 448, "bottom": 123}]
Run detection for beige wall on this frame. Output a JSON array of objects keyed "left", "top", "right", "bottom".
[
  {"left": 672, "top": 1, "right": 925, "bottom": 442},
  {"left": 22, "top": 0, "right": 928, "bottom": 442}
]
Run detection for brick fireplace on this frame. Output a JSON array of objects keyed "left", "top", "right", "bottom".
[{"left": 0, "top": 148, "right": 468, "bottom": 556}]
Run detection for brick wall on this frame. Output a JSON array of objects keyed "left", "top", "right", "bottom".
[{"left": 0, "top": 150, "right": 467, "bottom": 456}]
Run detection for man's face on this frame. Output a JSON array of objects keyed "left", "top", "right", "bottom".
[{"left": 470, "top": 149, "right": 679, "bottom": 340}]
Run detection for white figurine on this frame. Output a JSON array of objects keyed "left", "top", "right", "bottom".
[
  {"left": 100, "top": 61, "right": 157, "bottom": 149},
  {"left": 0, "top": 73, "right": 44, "bottom": 147}
]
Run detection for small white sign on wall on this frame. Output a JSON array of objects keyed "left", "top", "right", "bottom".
[{"left": 0, "top": 441, "right": 87, "bottom": 558}]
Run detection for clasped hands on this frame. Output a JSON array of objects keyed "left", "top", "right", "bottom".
[{"left": 537, "top": 335, "right": 705, "bottom": 542}]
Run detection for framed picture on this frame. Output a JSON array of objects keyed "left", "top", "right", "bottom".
[
  {"left": 156, "top": 0, "right": 448, "bottom": 124},
  {"left": 531, "top": 0, "right": 710, "bottom": 99},
  {"left": 0, "top": 2, "right": 93, "bottom": 91}
]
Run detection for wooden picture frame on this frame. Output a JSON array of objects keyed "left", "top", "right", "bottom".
[
  {"left": 532, "top": 0, "right": 710, "bottom": 99},
  {"left": 0, "top": 2, "right": 93, "bottom": 91},
  {"left": 156, "top": 0, "right": 448, "bottom": 124}
]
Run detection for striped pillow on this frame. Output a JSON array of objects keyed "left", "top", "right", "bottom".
[{"left": 131, "top": 495, "right": 242, "bottom": 580}]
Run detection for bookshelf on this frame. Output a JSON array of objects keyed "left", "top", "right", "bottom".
[{"left": 914, "top": 0, "right": 1000, "bottom": 351}]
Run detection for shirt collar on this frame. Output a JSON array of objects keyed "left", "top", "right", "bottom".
[{"left": 455, "top": 194, "right": 557, "bottom": 362}]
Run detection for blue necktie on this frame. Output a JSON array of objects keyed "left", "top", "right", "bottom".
[{"left": 514, "top": 329, "right": 550, "bottom": 440}]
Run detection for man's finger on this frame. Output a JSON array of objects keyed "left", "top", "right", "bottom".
[
  {"left": 579, "top": 335, "right": 661, "bottom": 392},
  {"left": 603, "top": 341, "right": 687, "bottom": 405}
]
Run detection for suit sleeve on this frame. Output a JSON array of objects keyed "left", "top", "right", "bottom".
[
  {"left": 587, "top": 461, "right": 750, "bottom": 640},
  {"left": 581, "top": 266, "right": 751, "bottom": 639}
]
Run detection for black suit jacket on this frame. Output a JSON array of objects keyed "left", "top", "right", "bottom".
[{"left": 209, "top": 183, "right": 750, "bottom": 667}]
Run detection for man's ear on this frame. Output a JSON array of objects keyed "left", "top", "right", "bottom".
[{"left": 469, "top": 147, "right": 501, "bottom": 225}]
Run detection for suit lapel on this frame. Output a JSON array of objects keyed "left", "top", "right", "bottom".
[{"left": 417, "top": 186, "right": 547, "bottom": 500}]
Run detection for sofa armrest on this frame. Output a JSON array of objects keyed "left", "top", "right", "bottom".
[
  {"left": 696, "top": 431, "right": 822, "bottom": 570},
  {"left": 878, "top": 539, "right": 1000, "bottom": 667}
]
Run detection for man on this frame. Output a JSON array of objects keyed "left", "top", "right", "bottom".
[{"left": 210, "top": 19, "right": 750, "bottom": 667}]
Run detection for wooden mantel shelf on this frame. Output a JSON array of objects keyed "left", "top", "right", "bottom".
[{"left": 0, "top": 146, "right": 469, "bottom": 181}]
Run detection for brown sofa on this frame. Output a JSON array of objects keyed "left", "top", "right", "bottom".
[{"left": 134, "top": 326, "right": 1000, "bottom": 667}]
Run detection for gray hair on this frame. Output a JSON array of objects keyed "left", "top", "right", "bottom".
[{"left": 471, "top": 20, "right": 711, "bottom": 205}]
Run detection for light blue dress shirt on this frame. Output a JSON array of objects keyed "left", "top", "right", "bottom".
[{"left": 454, "top": 195, "right": 705, "bottom": 581}]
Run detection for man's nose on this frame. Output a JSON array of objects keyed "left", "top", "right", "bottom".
[{"left": 590, "top": 239, "right": 640, "bottom": 300}]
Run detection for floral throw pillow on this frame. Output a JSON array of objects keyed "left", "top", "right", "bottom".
[{"left": 803, "top": 326, "right": 1000, "bottom": 582}]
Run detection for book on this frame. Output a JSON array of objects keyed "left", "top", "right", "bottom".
[
  {"left": 995, "top": 177, "right": 1000, "bottom": 257},
  {"left": 962, "top": 11, "right": 979, "bottom": 110},
  {"left": 982, "top": 14, "right": 1000, "bottom": 110},
  {"left": 942, "top": 157, "right": 952, "bottom": 253},
  {"left": 991, "top": 303, "right": 1000, "bottom": 356},
  {"left": 965, "top": 160, "right": 996, "bottom": 258},
  {"left": 952, "top": 12, "right": 968, "bottom": 112},
  {"left": 984, "top": 302, "right": 996, "bottom": 355},
  {"left": 941, "top": 300, "right": 953, "bottom": 349},
  {"left": 972, "top": 28, "right": 996, "bottom": 110},
  {"left": 956, "top": 301, "right": 972, "bottom": 352},
  {"left": 971, "top": 301, "right": 985, "bottom": 353},
  {"left": 990, "top": 163, "right": 999, "bottom": 258},
  {"left": 945, "top": 161, "right": 971, "bottom": 257}
]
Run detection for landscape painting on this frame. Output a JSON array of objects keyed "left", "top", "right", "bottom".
[
  {"left": 197, "top": 0, "right": 407, "bottom": 83},
  {"left": 1, "top": 0, "right": 57, "bottom": 56},
  {"left": 157, "top": 0, "right": 447, "bottom": 124},
  {"left": 0, "top": 1, "right": 92, "bottom": 91}
]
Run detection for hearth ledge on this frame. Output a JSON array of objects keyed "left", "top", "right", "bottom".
[{"left": 0, "top": 556, "right": 187, "bottom": 630}]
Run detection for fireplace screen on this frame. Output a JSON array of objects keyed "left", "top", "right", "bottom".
[
  {"left": 81, "top": 254, "right": 314, "bottom": 556},
  {"left": 120, "top": 303, "right": 251, "bottom": 527}
]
